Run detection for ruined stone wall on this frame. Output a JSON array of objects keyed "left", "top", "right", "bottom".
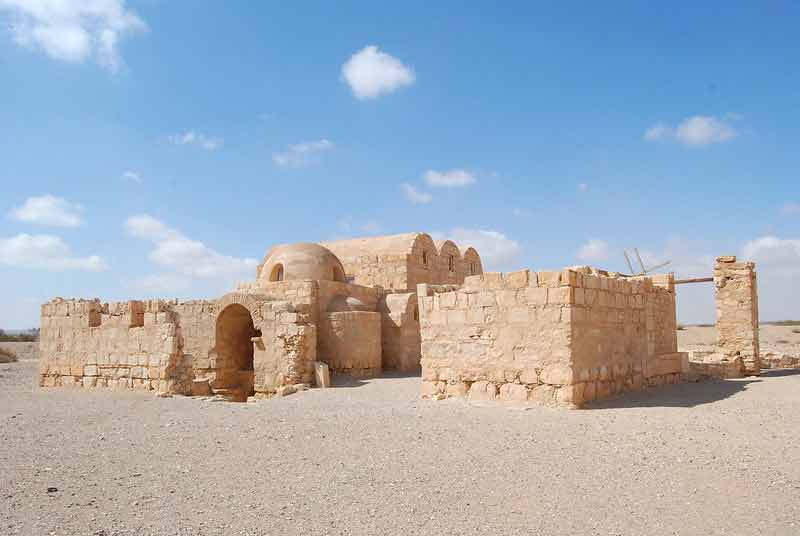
[
  {"left": 40, "top": 282, "right": 320, "bottom": 398},
  {"left": 379, "top": 292, "right": 421, "bottom": 371},
  {"left": 419, "top": 269, "right": 687, "bottom": 408},
  {"left": 568, "top": 270, "right": 684, "bottom": 405},
  {"left": 418, "top": 271, "right": 574, "bottom": 406},
  {"left": 319, "top": 311, "right": 382, "bottom": 376},
  {"left": 714, "top": 256, "right": 760, "bottom": 375},
  {"left": 39, "top": 298, "right": 189, "bottom": 395}
]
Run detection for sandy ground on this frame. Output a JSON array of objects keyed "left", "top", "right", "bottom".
[
  {"left": 0, "top": 342, "right": 38, "bottom": 362},
  {"left": 2, "top": 355, "right": 800, "bottom": 535},
  {"left": 678, "top": 324, "right": 800, "bottom": 354}
]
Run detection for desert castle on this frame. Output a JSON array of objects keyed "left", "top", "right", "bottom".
[{"left": 38, "top": 233, "right": 760, "bottom": 407}]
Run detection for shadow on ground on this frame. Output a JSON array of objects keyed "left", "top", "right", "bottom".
[
  {"left": 331, "top": 370, "right": 422, "bottom": 389},
  {"left": 584, "top": 378, "right": 762, "bottom": 410},
  {"left": 760, "top": 368, "right": 800, "bottom": 377}
]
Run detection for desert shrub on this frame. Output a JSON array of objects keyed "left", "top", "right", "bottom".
[
  {"left": 0, "top": 347, "right": 17, "bottom": 363},
  {"left": 792, "top": 329, "right": 800, "bottom": 334},
  {"left": 776, "top": 339, "right": 790, "bottom": 344},
  {"left": 676, "top": 324, "right": 686, "bottom": 331}
]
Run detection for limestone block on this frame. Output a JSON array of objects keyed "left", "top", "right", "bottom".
[
  {"left": 468, "top": 380, "right": 497, "bottom": 401},
  {"left": 421, "top": 380, "right": 441, "bottom": 398},
  {"left": 498, "top": 383, "right": 528, "bottom": 401},
  {"left": 445, "top": 381, "right": 468, "bottom": 397},
  {"left": 541, "top": 364, "right": 573, "bottom": 385},
  {"left": 314, "top": 361, "right": 331, "bottom": 388},
  {"left": 528, "top": 384, "right": 556, "bottom": 405}
]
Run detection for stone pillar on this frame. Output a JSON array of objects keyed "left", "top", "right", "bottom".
[{"left": 714, "top": 256, "right": 760, "bottom": 375}]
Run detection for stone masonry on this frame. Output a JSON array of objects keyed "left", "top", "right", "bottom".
[
  {"left": 714, "top": 255, "right": 760, "bottom": 375},
  {"left": 418, "top": 268, "right": 689, "bottom": 408}
]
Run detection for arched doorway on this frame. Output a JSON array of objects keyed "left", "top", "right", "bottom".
[{"left": 215, "top": 304, "right": 260, "bottom": 401}]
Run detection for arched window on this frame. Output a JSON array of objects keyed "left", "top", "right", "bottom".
[{"left": 270, "top": 264, "right": 284, "bottom": 282}]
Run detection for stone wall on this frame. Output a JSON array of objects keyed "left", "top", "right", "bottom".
[
  {"left": 714, "top": 256, "right": 760, "bottom": 375},
  {"left": 418, "top": 268, "right": 687, "bottom": 408},
  {"left": 379, "top": 292, "right": 421, "bottom": 371},
  {"left": 39, "top": 298, "right": 189, "bottom": 395},
  {"left": 319, "top": 311, "right": 382, "bottom": 376}
]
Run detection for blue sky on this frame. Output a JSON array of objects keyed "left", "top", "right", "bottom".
[{"left": 1, "top": 1, "right": 798, "bottom": 328}]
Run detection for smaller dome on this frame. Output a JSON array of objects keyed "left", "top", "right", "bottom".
[
  {"left": 327, "top": 295, "right": 371, "bottom": 312},
  {"left": 259, "top": 243, "right": 346, "bottom": 283}
]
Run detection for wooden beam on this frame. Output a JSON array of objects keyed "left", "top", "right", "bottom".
[{"left": 674, "top": 277, "right": 713, "bottom": 285}]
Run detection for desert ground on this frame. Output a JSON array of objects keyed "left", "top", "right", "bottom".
[
  {"left": 2, "top": 340, "right": 800, "bottom": 536},
  {"left": 679, "top": 324, "right": 800, "bottom": 367}
]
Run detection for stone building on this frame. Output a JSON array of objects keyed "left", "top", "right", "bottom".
[
  {"left": 38, "top": 233, "right": 760, "bottom": 408},
  {"left": 39, "top": 234, "right": 482, "bottom": 400}
]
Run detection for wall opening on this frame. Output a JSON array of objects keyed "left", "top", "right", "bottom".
[
  {"left": 215, "top": 304, "right": 259, "bottom": 400},
  {"left": 469, "top": 262, "right": 476, "bottom": 275},
  {"left": 270, "top": 264, "right": 284, "bottom": 282},
  {"left": 422, "top": 251, "right": 428, "bottom": 266},
  {"left": 448, "top": 255, "right": 455, "bottom": 272},
  {"left": 333, "top": 265, "right": 345, "bottom": 282}
]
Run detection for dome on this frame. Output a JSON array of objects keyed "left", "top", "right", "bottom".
[{"left": 259, "top": 243, "right": 347, "bottom": 283}]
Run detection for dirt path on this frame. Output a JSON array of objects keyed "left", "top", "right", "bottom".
[{"left": 2, "top": 358, "right": 799, "bottom": 535}]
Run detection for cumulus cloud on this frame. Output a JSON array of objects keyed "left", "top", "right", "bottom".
[
  {"left": 433, "top": 228, "right": 522, "bottom": 270},
  {"left": 341, "top": 45, "right": 415, "bottom": 100},
  {"left": 576, "top": 239, "right": 610, "bottom": 262},
  {"left": 644, "top": 115, "right": 738, "bottom": 146},
  {"left": 9, "top": 195, "right": 83, "bottom": 227},
  {"left": 168, "top": 131, "right": 223, "bottom": 151},
  {"left": 742, "top": 236, "right": 800, "bottom": 276},
  {"left": 424, "top": 169, "right": 476, "bottom": 188},
  {"left": 0, "top": 0, "right": 147, "bottom": 72},
  {"left": 0, "top": 233, "right": 106, "bottom": 271},
  {"left": 122, "top": 170, "right": 141, "bottom": 183},
  {"left": 400, "top": 183, "right": 432, "bottom": 204},
  {"left": 272, "top": 139, "right": 333, "bottom": 167},
  {"left": 125, "top": 214, "right": 258, "bottom": 278}
]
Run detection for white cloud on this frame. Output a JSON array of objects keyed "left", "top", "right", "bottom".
[
  {"left": 644, "top": 123, "right": 670, "bottom": 141},
  {"left": 0, "top": 233, "right": 106, "bottom": 271},
  {"left": 578, "top": 182, "right": 588, "bottom": 193},
  {"left": 576, "top": 239, "right": 610, "bottom": 262},
  {"left": 341, "top": 45, "right": 415, "bottom": 100},
  {"left": 742, "top": 236, "right": 800, "bottom": 276},
  {"left": 644, "top": 115, "right": 738, "bottom": 146},
  {"left": 0, "top": 0, "right": 147, "bottom": 72},
  {"left": 782, "top": 202, "right": 800, "bottom": 216},
  {"left": 168, "top": 131, "right": 223, "bottom": 151},
  {"left": 424, "top": 169, "right": 476, "bottom": 188},
  {"left": 272, "top": 139, "right": 333, "bottom": 167},
  {"left": 125, "top": 214, "right": 258, "bottom": 278},
  {"left": 400, "top": 183, "right": 432, "bottom": 204},
  {"left": 433, "top": 228, "right": 522, "bottom": 270},
  {"left": 122, "top": 170, "right": 141, "bottom": 183},
  {"left": 9, "top": 195, "right": 83, "bottom": 227}
]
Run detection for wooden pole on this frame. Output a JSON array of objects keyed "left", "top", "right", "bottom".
[{"left": 674, "top": 277, "right": 714, "bottom": 285}]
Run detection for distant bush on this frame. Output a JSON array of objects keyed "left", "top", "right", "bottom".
[
  {"left": 793, "top": 329, "right": 800, "bottom": 334},
  {"left": 0, "top": 328, "right": 39, "bottom": 342},
  {"left": 0, "top": 347, "right": 17, "bottom": 363},
  {"left": 677, "top": 324, "right": 686, "bottom": 331},
  {"left": 762, "top": 320, "right": 800, "bottom": 327}
]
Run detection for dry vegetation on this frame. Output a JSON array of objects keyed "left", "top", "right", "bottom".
[{"left": 0, "top": 347, "right": 17, "bottom": 363}]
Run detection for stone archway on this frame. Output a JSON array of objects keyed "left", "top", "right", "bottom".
[{"left": 215, "top": 303, "right": 260, "bottom": 401}]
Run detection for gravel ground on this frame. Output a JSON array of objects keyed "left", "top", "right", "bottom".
[
  {"left": 2, "top": 359, "right": 799, "bottom": 536},
  {"left": 0, "top": 342, "right": 38, "bottom": 362}
]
